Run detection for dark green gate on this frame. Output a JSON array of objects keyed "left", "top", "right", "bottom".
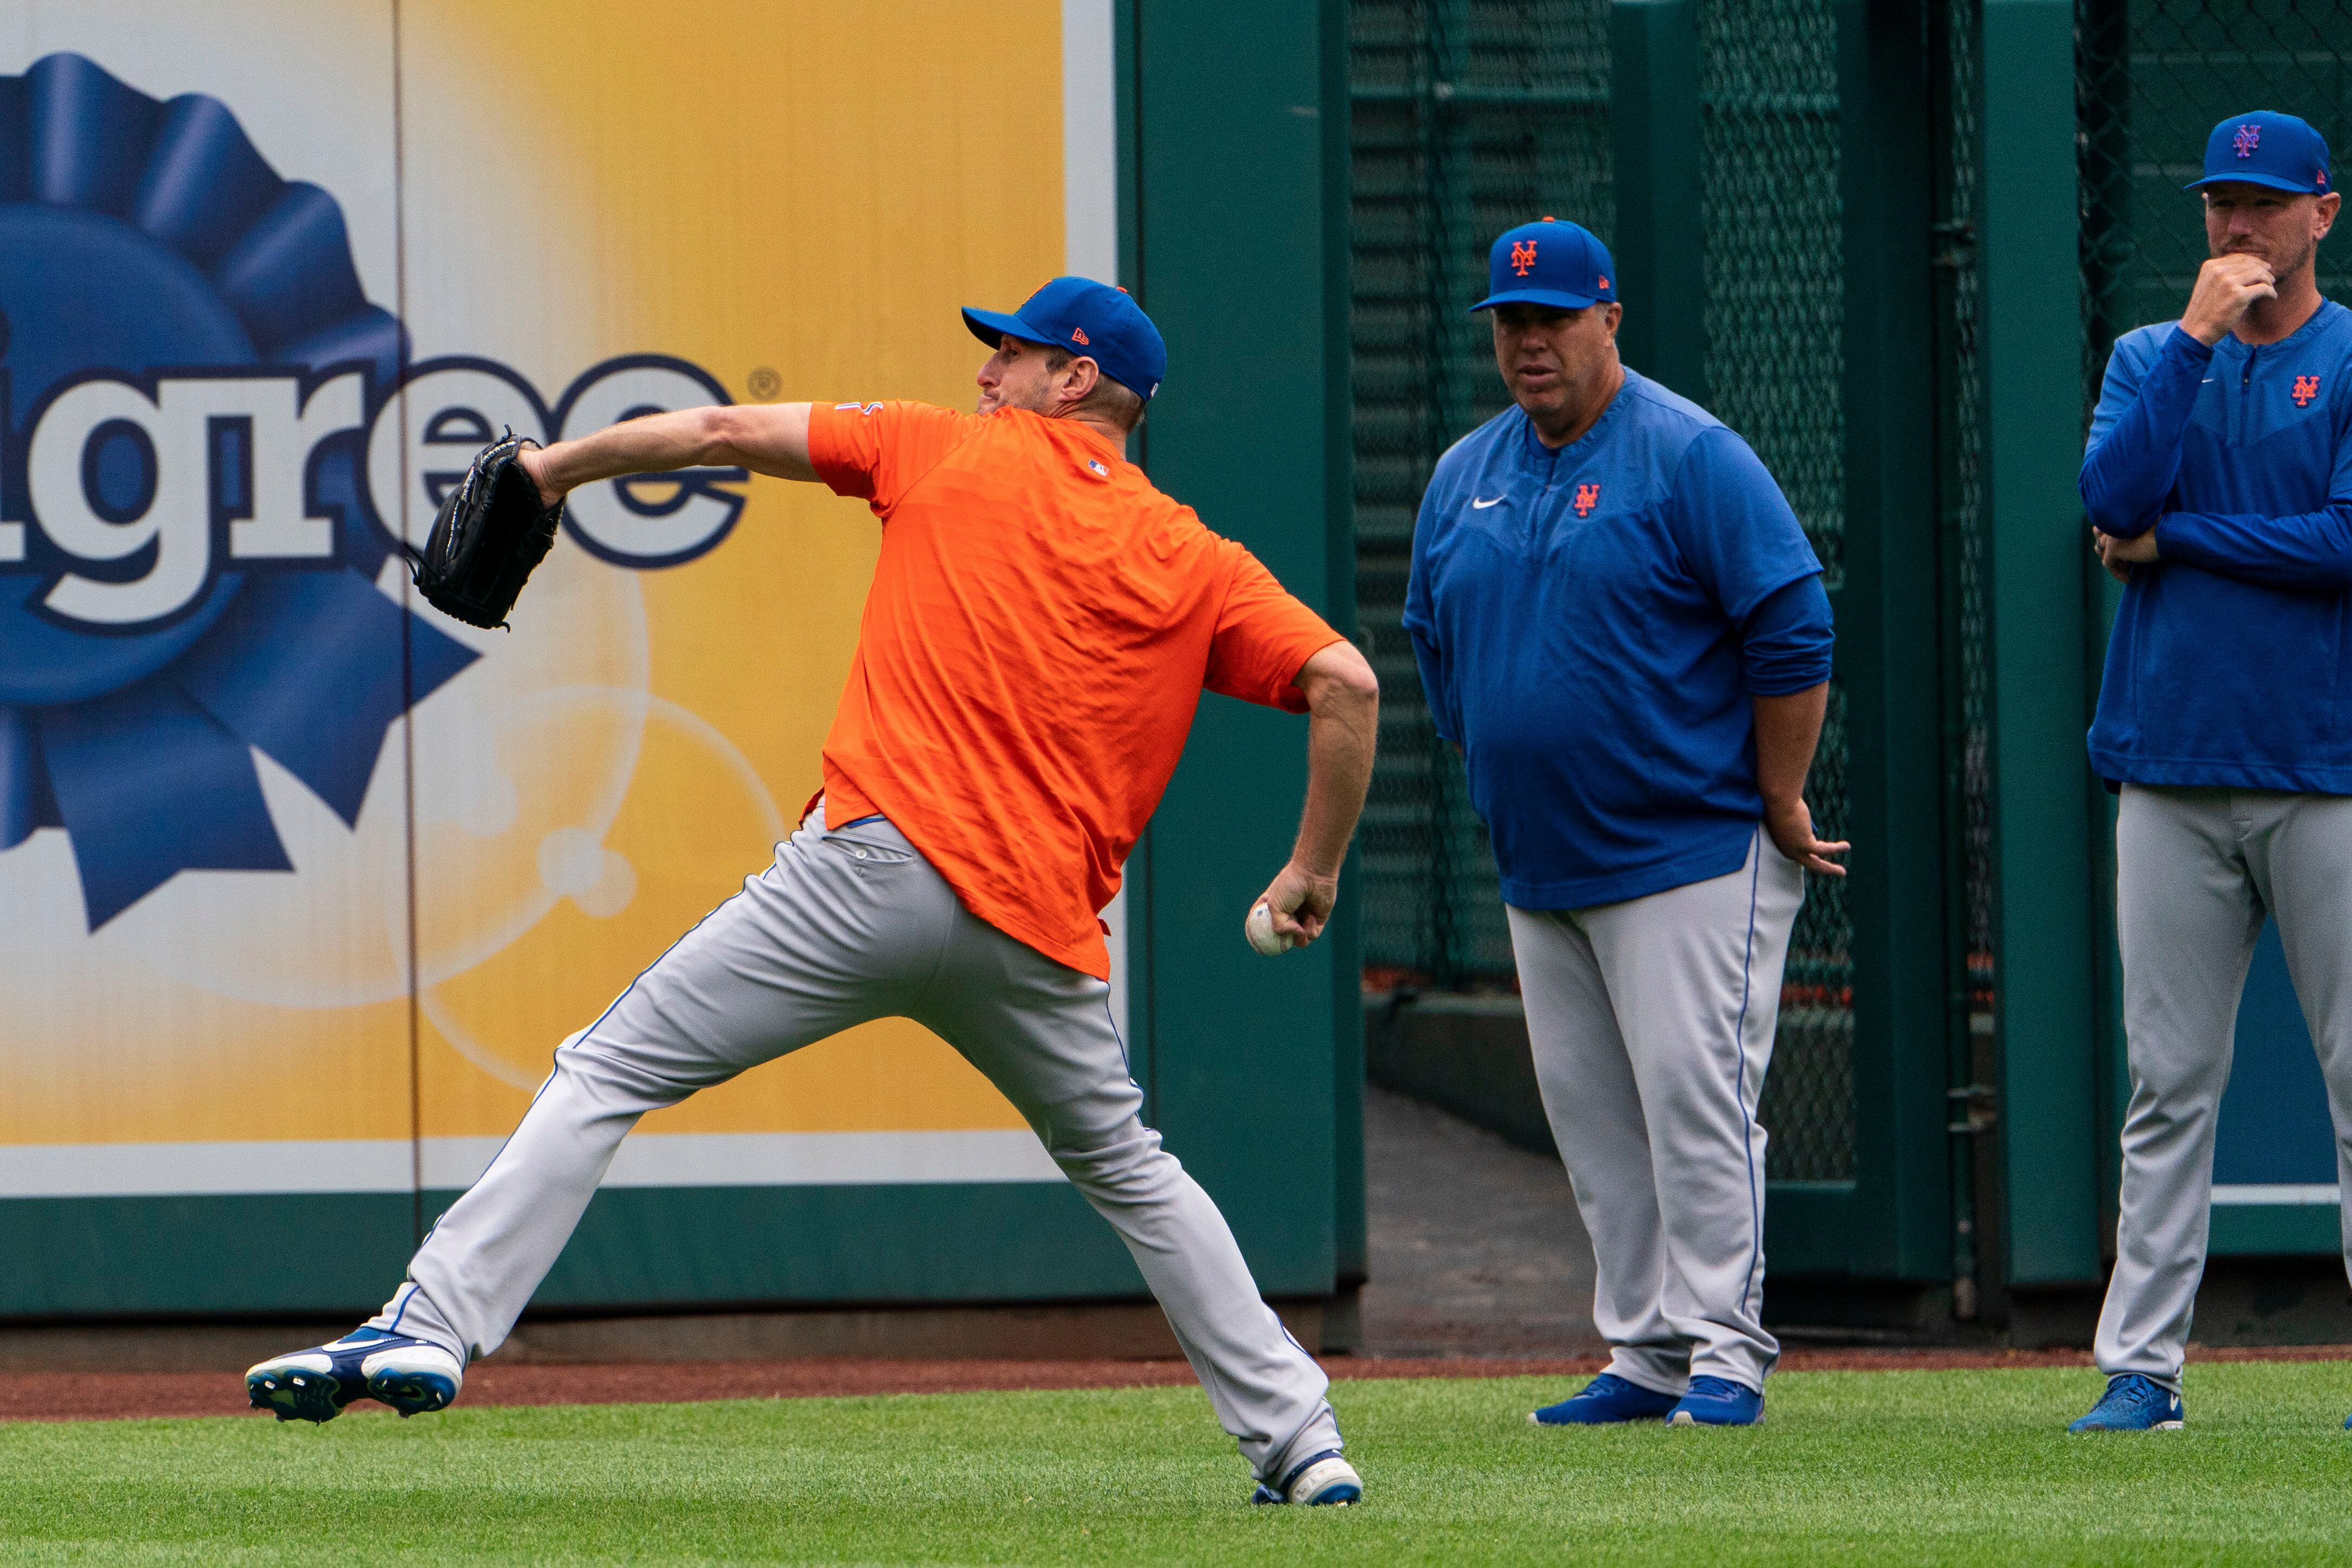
[{"left": 1347, "top": 0, "right": 1955, "bottom": 1291}]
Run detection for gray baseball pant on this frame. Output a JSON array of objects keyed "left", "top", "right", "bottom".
[
  {"left": 1506, "top": 827, "right": 1804, "bottom": 1396},
  {"left": 2096, "top": 785, "right": 2352, "bottom": 1392},
  {"left": 368, "top": 806, "right": 1340, "bottom": 1480}
]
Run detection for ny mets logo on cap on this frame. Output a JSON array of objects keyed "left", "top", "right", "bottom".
[
  {"left": 2235, "top": 123, "right": 2261, "bottom": 158},
  {"left": 2295, "top": 375, "right": 2322, "bottom": 407},
  {"left": 1511, "top": 240, "right": 1538, "bottom": 277},
  {"left": 1574, "top": 483, "right": 1602, "bottom": 517}
]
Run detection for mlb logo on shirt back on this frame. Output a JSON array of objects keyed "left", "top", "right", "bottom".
[{"left": 1086, "top": 458, "right": 1110, "bottom": 478}]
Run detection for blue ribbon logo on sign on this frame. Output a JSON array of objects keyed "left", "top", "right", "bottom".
[{"left": 0, "top": 53, "right": 743, "bottom": 930}]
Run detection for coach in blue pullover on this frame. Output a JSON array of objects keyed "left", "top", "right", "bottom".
[
  {"left": 1405, "top": 219, "right": 1840, "bottom": 1429},
  {"left": 2071, "top": 112, "right": 2349, "bottom": 1434}
]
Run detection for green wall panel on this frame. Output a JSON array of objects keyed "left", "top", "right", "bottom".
[
  {"left": 443, "top": 1184, "right": 1148, "bottom": 1311},
  {"left": 2209, "top": 1204, "right": 2342, "bottom": 1259},
  {"left": 1981, "top": 0, "right": 2101, "bottom": 1286},
  {"left": 0, "top": 1195, "right": 417, "bottom": 1318},
  {"left": 1, "top": 1185, "right": 1153, "bottom": 1319},
  {"left": 1128, "top": 0, "right": 1356, "bottom": 1300}
]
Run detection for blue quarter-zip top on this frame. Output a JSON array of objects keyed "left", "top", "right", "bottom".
[
  {"left": 2082, "top": 302, "right": 2352, "bottom": 791},
  {"left": 1404, "top": 370, "right": 1832, "bottom": 909}
]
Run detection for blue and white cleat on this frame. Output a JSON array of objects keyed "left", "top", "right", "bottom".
[
  {"left": 2068, "top": 1373, "right": 2182, "bottom": 1432},
  {"left": 245, "top": 1327, "right": 464, "bottom": 1424},
  {"left": 1667, "top": 1375, "right": 1764, "bottom": 1426},
  {"left": 1250, "top": 1449, "right": 1362, "bottom": 1507},
  {"left": 1531, "top": 1372, "right": 1681, "bottom": 1425}
]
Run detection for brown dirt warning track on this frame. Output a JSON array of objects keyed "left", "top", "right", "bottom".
[{"left": 10, "top": 1345, "right": 2352, "bottom": 1423}]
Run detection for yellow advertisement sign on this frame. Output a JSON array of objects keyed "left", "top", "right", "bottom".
[{"left": 0, "top": 1, "right": 1114, "bottom": 1202}]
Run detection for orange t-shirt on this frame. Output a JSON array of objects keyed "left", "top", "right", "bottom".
[{"left": 805, "top": 400, "right": 1341, "bottom": 978}]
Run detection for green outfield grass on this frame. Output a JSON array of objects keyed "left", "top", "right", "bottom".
[{"left": 5, "top": 1363, "right": 2351, "bottom": 1565}]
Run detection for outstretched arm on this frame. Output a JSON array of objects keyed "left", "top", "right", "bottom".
[
  {"left": 1254, "top": 640, "right": 1380, "bottom": 948},
  {"left": 520, "top": 403, "right": 818, "bottom": 504}
]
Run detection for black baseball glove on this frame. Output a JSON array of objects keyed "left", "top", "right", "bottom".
[{"left": 406, "top": 430, "right": 564, "bottom": 630}]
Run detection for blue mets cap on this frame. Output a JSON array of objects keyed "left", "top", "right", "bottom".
[
  {"left": 962, "top": 277, "right": 1167, "bottom": 402},
  {"left": 2186, "top": 111, "right": 2332, "bottom": 196},
  {"left": 1469, "top": 217, "right": 1617, "bottom": 313}
]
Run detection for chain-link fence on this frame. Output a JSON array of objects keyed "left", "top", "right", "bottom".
[
  {"left": 1696, "top": 0, "right": 1856, "bottom": 1182},
  {"left": 1347, "top": 0, "right": 1859, "bottom": 1180},
  {"left": 1943, "top": 0, "right": 2000, "bottom": 1146},
  {"left": 2078, "top": 0, "right": 2352, "bottom": 423},
  {"left": 1346, "top": 0, "right": 2350, "bottom": 1251},
  {"left": 1349, "top": 0, "right": 1614, "bottom": 989}
]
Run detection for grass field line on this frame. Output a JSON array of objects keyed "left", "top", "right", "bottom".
[{"left": 5, "top": 1364, "right": 2351, "bottom": 1565}]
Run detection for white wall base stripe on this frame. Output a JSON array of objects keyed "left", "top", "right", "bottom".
[
  {"left": 0, "top": 1131, "right": 1064, "bottom": 1198},
  {"left": 2210, "top": 1183, "right": 2340, "bottom": 1206}
]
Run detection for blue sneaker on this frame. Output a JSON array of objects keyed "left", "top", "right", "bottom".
[
  {"left": 1668, "top": 1375, "right": 1764, "bottom": 1426},
  {"left": 1530, "top": 1372, "right": 1681, "bottom": 1425},
  {"left": 2068, "top": 1373, "right": 2182, "bottom": 1432},
  {"left": 1250, "top": 1449, "right": 1361, "bottom": 1506},
  {"left": 245, "top": 1327, "right": 464, "bottom": 1424}
]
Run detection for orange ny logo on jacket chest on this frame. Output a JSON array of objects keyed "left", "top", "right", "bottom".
[
  {"left": 2293, "top": 374, "right": 2322, "bottom": 407},
  {"left": 1573, "top": 483, "right": 1601, "bottom": 517}
]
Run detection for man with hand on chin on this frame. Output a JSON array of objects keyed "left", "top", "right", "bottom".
[
  {"left": 1403, "top": 217, "right": 1841, "bottom": 1430},
  {"left": 2074, "top": 111, "right": 2350, "bottom": 1434}
]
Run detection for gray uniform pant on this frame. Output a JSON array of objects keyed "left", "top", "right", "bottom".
[
  {"left": 371, "top": 807, "right": 1339, "bottom": 1479},
  {"left": 2097, "top": 785, "right": 2352, "bottom": 1392},
  {"left": 1506, "top": 828, "right": 1804, "bottom": 1395}
]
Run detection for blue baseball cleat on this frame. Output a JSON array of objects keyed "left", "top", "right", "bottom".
[
  {"left": 1250, "top": 1449, "right": 1362, "bottom": 1506},
  {"left": 245, "top": 1327, "right": 464, "bottom": 1424},
  {"left": 2068, "top": 1373, "right": 2182, "bottom": 1432},
  {"left": 1530, "top": 1372, "right": 1681, "bottom": 1425},
  {"left": 1667, "top": 1375, "right": 1764, "bottom": 1426}
]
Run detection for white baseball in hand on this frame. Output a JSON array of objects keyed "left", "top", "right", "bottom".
[{"left": 1246, "top": 901, "right": 1297, "bottom": 957}]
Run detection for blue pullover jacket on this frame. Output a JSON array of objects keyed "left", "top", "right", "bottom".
[
  {"left": 2082, "top": 300, "right": 2352, "bottom": 791},
  {"left": 1404, "top": 372, "right": 1832, "bottom": 910}
]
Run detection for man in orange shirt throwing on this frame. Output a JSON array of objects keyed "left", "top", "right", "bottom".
[{"left": 245, "top": 278, "right": 1380, "bottom": 1508}]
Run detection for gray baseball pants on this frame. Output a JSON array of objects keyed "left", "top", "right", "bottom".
[
  {"left": 369, "top": 806, "right": 1340, "bottom": 1480},
  {"left": 1506, "top": 827, "right": 1804, "bottom": 1396},
  {"left": 2096, "top": 785, "right": 2352, "bottom": 1392}
]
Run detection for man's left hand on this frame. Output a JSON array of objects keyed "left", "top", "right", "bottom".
[
  {"left": 2093, "top": 526, "right": 2158, "bottom": 582},
  {"left": 1764, "top": 797, "right": 1849, "bottom": 878}
]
